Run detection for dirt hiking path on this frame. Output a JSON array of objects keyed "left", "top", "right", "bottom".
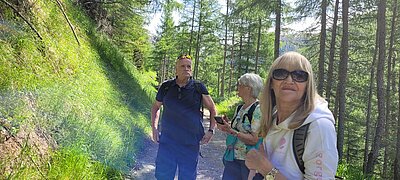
[{"left": 128, "top": 110, "right": 226, "bottom": 180}]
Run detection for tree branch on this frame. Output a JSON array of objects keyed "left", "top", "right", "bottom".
[
  {"left": 0, "top": 0, "right": 43, "bottom": 40},
  {"left": 55, "top": 0, "right": 80, "bottom": 46}
]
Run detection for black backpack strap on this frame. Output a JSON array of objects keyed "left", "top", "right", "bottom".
[
  {"left": 293, "top": 122, "right": 311, "bottom": 174},
  {"left": 161, "top": 80, "right": 174, "bottom": 98},
  {"left": 193, "top": 80, "right": 202, "bottom": 93},
  {"left": 243, "top": 101, "right": 259, "bottom": 124},
  {"left": 193, "top": 80, "right": 204, "bottom": 116},
  {"left": 236, "top": 104, "right": 243, "bottom": 114},
  {"left": 231, "top": 104, "right": 243, "bottom": 129}
]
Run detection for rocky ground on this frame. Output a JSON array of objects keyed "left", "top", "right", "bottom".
[{"left": 128, "top": 112, "right": 227, "bottom": 180}]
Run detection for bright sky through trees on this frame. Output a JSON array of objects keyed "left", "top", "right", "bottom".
[{"left": 145, "top": 0, "right": 316, "bottom": 36}]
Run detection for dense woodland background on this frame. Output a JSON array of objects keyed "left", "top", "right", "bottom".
[{"left": 0, "top": 0, "right": 399, "bottom": 179}]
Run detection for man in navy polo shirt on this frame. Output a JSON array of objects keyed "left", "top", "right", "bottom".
[{"left": 150, "top": 54, "right": 217, "bottom": 180}]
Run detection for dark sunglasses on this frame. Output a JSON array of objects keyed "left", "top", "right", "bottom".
[{"left": 272, "top": 69, "right": 309, "bottom": 82}]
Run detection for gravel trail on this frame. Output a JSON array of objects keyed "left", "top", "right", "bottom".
[{"left": 129, "top": 111, "right": 226, "bottom": 180}]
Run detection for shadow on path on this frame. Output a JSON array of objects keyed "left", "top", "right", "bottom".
[{"left": 128, "top": 110, "right": 226, "bottom": 180}]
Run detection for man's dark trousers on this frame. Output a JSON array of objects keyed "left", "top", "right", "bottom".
[{"left": 155, "top": 142, "right": 199, "bottom": 180}]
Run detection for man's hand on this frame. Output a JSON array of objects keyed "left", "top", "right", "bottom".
[
  {"left": 150, "top": 101, "right": 162, "bottom": 144},
  {"left": 200, "top": 131, "right": 213, "bottom": 144},
  {"left": 152, "top": 128, "right": 159, "bottom": 144}
]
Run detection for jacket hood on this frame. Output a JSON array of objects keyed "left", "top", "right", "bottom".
[{"left": 303, "top": 98, "right": 335, "bottom": 125}]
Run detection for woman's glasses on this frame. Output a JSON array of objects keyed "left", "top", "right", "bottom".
[{"left": 272, "top": 69, "right": 309, "bottom": 83}]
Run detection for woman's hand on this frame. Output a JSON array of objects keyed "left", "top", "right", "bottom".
[
  {"left": 245, "top": 149, "right": 265, "bottom": 170},
  {"left": 216, "top": 115, "right": 235, "bottom": 134},
  {"left": 245, "top": 145, "right": 272, "bottom": 176}
]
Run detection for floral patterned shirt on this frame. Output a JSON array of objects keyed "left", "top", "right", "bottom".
[{"left": 231, "top": 101, "right": 261, "bottom": 160}]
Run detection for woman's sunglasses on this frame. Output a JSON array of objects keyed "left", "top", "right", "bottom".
[{"left": 272, "top": 69, "right": 309, "bottom": 83}]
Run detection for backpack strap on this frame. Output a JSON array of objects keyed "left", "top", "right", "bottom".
[
  {"left": 162, "top": 79, "right": 202, "bottom": 99},
  {"left": 231, "top": 101, "right": 259, "bottom": 130},
  {"left": 161, "top": 80, "right": 174, "bottom": 98},
  {"left": 292, "top": 122, "right": 343, "bottom": 179},
  {"left": 293, "top": 122, "right": 311, "bottom": 174},
  {"left": 236, "top": 104, "right": 243, "bottom": 114},
  {"left": 193, "top": 80, "right": 204, "bottom": 116},
  {"left": 243, "top": 101, "right": 259, "bottom": 124},
  {"left": 231, "top": 104, "right": 243, "bottom": 129},
  {"left": 161, "top": 79, "right": 204, "bottom": 120}
]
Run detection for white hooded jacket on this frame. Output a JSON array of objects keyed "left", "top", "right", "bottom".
[{"left": 263, "top": 99, "right": 338, "bottom": 180}]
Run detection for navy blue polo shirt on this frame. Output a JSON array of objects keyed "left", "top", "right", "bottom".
[{"left": 156, "top": 79, "right": 209, "bottom": 145}]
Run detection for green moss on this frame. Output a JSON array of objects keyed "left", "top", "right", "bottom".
[{"left": 0, "top": 0, "right": 156, "bottom": 177}]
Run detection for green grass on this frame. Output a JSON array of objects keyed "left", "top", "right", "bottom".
[
  {"left": 46, "top": 147, "right": 123, "bottom": 179},
  {"left": 336, "top": 162, "right": 377, "bottom": 180},
  {"left": 215, "top": 96, "right": 241, "bottom": 118},
  {"left": 1, "top": 145, "right": 123, "bottom": 179},
  {"left": 0, "top": 0, "right": 156, "bottom": 177}
]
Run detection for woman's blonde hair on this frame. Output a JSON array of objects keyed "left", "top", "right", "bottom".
[{"left": 259, "top": 51, "right": 320, "bottom": 137}]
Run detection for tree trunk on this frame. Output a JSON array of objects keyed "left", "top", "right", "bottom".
[
  {"left": 363, "top": 31, "right": 378, "bottom": 173},
  {"left": 274, "top": 0, "right": 281, "bottom": 59},
  {"left": 194, "top": 0, "right": 203, "bottom": 79},
  {"left": 166, "top": 56, "right": 171, "bottom": 79},
  {"left": 336, "top": 0, "right": 349, "bottom": 162},
  {"left": 366, "top": 0, "right": 387, "bottom": 175},
  {"left": 390, "top": 1, "right": 399, "bottom": 179},
  {"left": 217, "top": 70, "right": 220, "bottom": 96},
  {"left": 161, "top": 53, "right": 167, "bottom": 83},
  {"left": 333, "top": 87, "right": 339, "bottom": 121},
  {"left": 346, "top": 125, "right": 350, "bottom": 162},
  {"left": 326, "top": 0, "right": 339, "bottom": 107},
  {"left": 383, "top": 0, "right": 397, "bottom": 176},
  {"left": 395, "top": 71, "right": 400, "bottom": 180},
  {"left": 238, "top": 18, "right": 244, "bottom": 75},
  {"left": 229, "top": 27, "right": 235, "bottom": 95},
  {"left": 188, "top": 0, "right": 197, "bottom": 55},
  {"left": 383, "top": 148, "right": 389, "bottom": 179},
  {"left": 238, "top": 34, "right": 243, "bottom": 74},
  {"left": 255, "top": 18, "right": 261, "bottom": 74},
  {"left": 382, "top": 4, "right": 396, "bottom": 179},
  {"left": 245, "top": 19, "right": 251, "bottom": 73},
  {"left": 317, "top": 0, "right": 327, "bottom": 96},
  {"left": 221, "top": 0, "right": 229, "bottom": 97}
]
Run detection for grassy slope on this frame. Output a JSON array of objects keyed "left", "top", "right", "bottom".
[{"left": 0, "top": 0, "right": 156, "bottom": 177}]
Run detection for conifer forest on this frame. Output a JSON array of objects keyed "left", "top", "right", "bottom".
[{"left": 0, "top": 0, "right": 399, "bottom": 179}]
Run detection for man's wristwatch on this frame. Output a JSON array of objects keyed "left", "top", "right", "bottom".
[
  {"left": 264, "top": 167, "right": 279, "bottom": 180},
  {"left": 208, "top": 129, "right": 214, "bottom": 134}
]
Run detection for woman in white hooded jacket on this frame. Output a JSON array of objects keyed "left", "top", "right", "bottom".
[{"left": 245, "top": 52, "right": 338, "bottom": 180}]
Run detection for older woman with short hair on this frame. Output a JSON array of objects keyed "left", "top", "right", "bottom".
[{"left": 217, "top": 73, "right": 264, "bottom": 180}]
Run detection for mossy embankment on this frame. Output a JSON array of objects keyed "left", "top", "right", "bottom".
[{"left": 0, "top": 0, "right": 156, "bottom": 178}]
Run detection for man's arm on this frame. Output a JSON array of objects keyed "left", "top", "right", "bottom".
[
  {"left": 203, "top": 94, "right": 217, "bottom": 130},
  {"left": 151, "top": 101, "right": 162, "bottom": 143},
  {"left": 200, "top": 94, "right": 217, "bottom": 144}
]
